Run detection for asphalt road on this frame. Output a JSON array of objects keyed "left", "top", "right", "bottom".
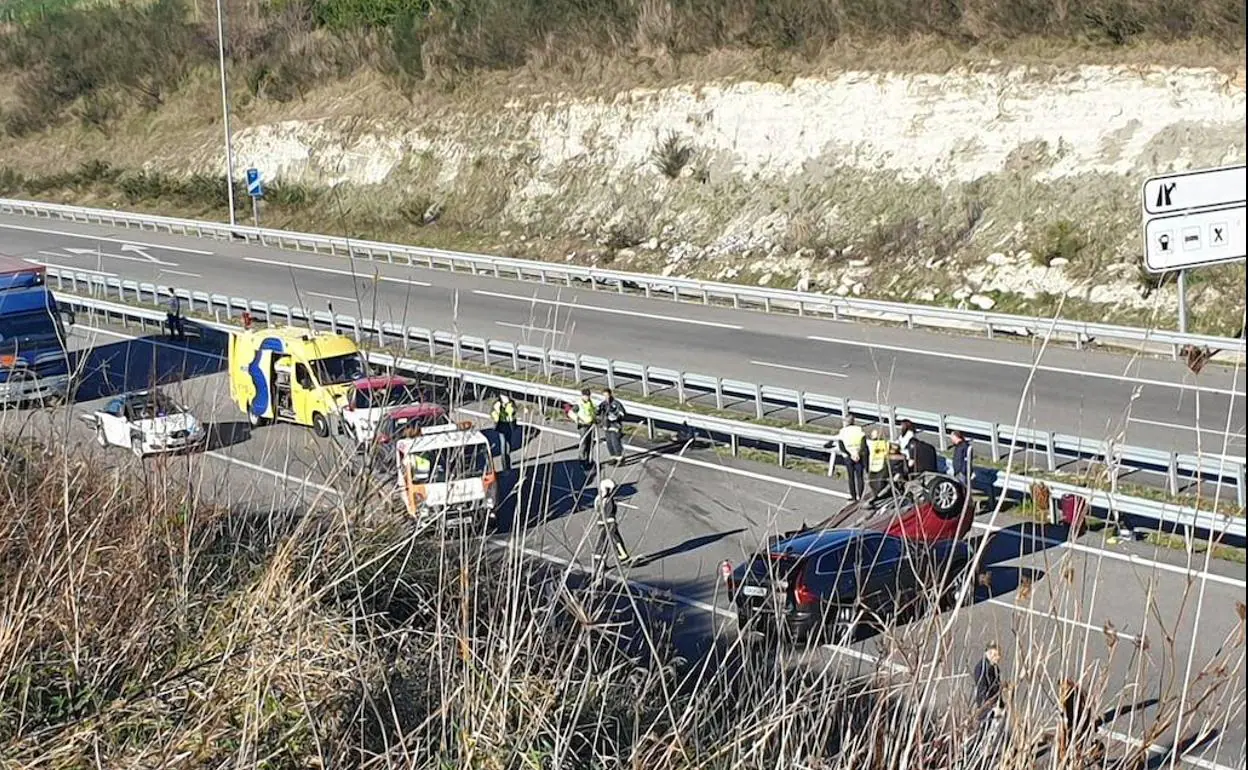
[
  {"left": 1, "top": 214, "right": 1244, "bottom": 462},
  {"left": 7, "top": 321, "right": 1240, "bottom": 768}
]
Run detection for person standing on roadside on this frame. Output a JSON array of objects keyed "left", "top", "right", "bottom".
[
  {"left": 592, "top": 478, "right": 631, "bottom": 576},
  {"left": 166, "top": 293, "right": 185, "bottom": 341},
  {"left": 867, "top": 428, "right": 890, "bottom": 496},
  {"left": 490, "top": 392, "right": 517, "bottom": 472},
  {"left": 972, "top": 641, "right": 1004, "bottom": 722},
  {"left": 571, "top": 388, "right": 598, "bottom": 469},
  {"left": 826, "top": 416, "right": 867, "bottom": 501},
  {"left": 599, "top": 388, "right": 627, "bottom": 465},
  {"left": 951, "top": 430, "right": 974, "bottom": 490},
  {"left": 898, "top": 419, "right": 916, "bottom": 465}
]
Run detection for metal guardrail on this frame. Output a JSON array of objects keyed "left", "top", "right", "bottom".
[
  {"left": 4, "top": 197, "right": 1244, "bottom": 357},
  {"left": 45, "top": 266, "right": 1248, "bottom": 508},
  {"left": 49, "top": 274, "right": 1247, "bottom": 541}
]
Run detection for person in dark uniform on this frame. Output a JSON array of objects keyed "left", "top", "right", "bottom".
[
  {"left": 598, "top": 388, "right": 627, "bottom": 464},
  {"left": 972, "top": 641, "right": 1003, "bottom": 722},
  {"left": 951, "top": 430, "right": 974, "bottom": 489},
  {"left": 166, "top": 293, "right": 185, "bottom": 341},
  {"left": 592, "top": 479, "right": 631, "bottom": 577}
]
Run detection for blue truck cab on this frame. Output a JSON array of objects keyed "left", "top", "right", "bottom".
[{"left": 0, "top": 256, "right": 75, "bottom": 406}]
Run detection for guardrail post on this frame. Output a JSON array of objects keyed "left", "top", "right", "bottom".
[
  {"left": 701, "top": 288, "right": 709, "bottom": 304},
  {"left": 677, "top": 373, "right": 686, "bottom": 404},
  {"left": 1045, "top": 432, "right": 1056, "bottom": 472},
  {"left": 427, "top": 332, "right": 436, "bottom": 359},
  {"left": 606, "top": 361, "right": 617, "bottom": 390},
  {"left": 1167, "top": 453, "right": 1180, "bottom": 496},
  {"left": 986, "top": 322, "right": 994, "bottom": 340},
  {"left": 989, "top": 431, "right": 1000, "bottom": 463},
  {"left": 542, "top": 349, "right": 552, "bottom": 378},
  {"left": 453, "top": 335, "right": 462, "bottom": 365},
  {"left": 730, "top": 433, "right": 739, "bottom": 457},
  {"left": 763, "top": 297, "right": 772, "bottom": 313},
  {"left": 796, "top": 393, "right": 806, "bottom": 426},
  {"left": 482, "top": 340, "right": 492, "bottom": 367},
  {"left": 511, "top": 346, "right": 519, "bottom": 372},
  {"left": 754, "top": 384, "right": 764, "bottom": 419},
  {"left": 937, "top": 414, "right": 949, "bottom": 449},
  {"left": 641, "top": 367, "right": 651, "bottom": 397},
  {"left": 715, "top": 379, "right": 724, "bottom": 410},
  {"left": 826, "top": 452, "right": 836, "bottom": 477},
  {"left": 1237, "top": 465, "right": 1246, "bottom": 509},
  {"left": 573, "top": 354, "right": 583, "bottom": 383},
  {"left": 778, "top": 442, "right": 787, "bottom": 466},
  {"left": 646, "top": 417, "right": 656, "bottom": 440}
]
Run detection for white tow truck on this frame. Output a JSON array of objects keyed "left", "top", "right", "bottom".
[{"left": 395, "top": 420, "right": 498, "bottom": 531}]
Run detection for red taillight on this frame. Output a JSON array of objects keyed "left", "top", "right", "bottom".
[{"left": 793, "top": 571, "right": 819, "bottom": 607}]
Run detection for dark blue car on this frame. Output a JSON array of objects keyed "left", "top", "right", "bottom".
[{"left": 723, "top": 527, "right": 974, "bottom": 645}]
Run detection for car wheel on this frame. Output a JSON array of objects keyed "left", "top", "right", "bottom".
[
  {"left": 95, "top": 425, "right": 108, "bottom": 448},
  {"left": 312, "top": 412, "right": 330, "bottom": 438},
  {"left": 132, "top": 437, "right": 145, "bottom": 458},
  {"left": 926, "top": 476, "right": 966, "bottom": 516}
]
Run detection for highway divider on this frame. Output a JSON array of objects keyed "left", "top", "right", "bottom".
[
  {"left": 3, "top": 196, "right": 1243, "bottom": 360},
  {"left": 48, "top": 271, "right": 1246, "bottom": 543}
]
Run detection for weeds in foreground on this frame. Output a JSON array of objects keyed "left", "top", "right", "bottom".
[{"left": 0, "top": 403, "right": 1242, "bottom": 768}]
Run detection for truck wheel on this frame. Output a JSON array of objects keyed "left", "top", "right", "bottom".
[{"left": 312, "top": 412, "right": 330, "bottom": 438}]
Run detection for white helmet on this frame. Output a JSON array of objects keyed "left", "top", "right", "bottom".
[{"left": 599, "top": 478, "right": 617, "bottom": 495}]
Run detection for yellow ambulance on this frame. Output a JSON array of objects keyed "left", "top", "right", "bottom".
[{"left": 228, "top": 325, "right": 369, "bottom": 437}]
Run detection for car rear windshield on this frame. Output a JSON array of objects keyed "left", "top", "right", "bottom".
[
  {"left": 744, "top": 552, "right": 802, "bottom": 584},
  {"left": 352, "top": 383, "right": 421, "bottom": 409}
]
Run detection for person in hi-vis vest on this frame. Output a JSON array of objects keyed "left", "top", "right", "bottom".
[
  {"left": 490, "top": 393, "right": 517, "bottom": 471},
  {"left": 570, "top": 388, "right": 598, "bottom": 468},
  {"left": 867, "top": 428, "right": 890, "bottom": 496}
]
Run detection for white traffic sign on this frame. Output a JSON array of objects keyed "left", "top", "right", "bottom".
[
  {"left": 1142, "top": 164, "right": 1245, "bottom": 216},
  {"left": 1142, "top": 163, "right": 1246, "bottom": 273},
  {"left": 1144, "top": 203, "right": 1245, "bottom": 272}
]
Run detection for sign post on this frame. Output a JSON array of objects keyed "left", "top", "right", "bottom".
[
  {"left": 1141, "top": 163, "right": 1246, "bottom": 334},
  {"left": 245, "top": 167, "right": 264, "bottom": 229}
]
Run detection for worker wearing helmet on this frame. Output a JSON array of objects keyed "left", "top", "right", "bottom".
[{"left": 592, "top": 478, "right": 631, "bottom": 573}]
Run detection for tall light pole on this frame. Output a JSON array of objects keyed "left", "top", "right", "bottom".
[{"left": 214, "top": 0, "right": 237, "bottom": 226}]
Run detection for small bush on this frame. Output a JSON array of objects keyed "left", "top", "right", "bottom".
[
  {"left": 652, "top": 131, "right": 694, "bottom": 180},
  {"left": 1033, "top": 219, "right": 1087, "bottom": 267}
]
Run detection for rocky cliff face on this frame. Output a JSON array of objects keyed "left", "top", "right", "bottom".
[{"left": 22, "top": 62, "right": 1246, "bottom": 325}]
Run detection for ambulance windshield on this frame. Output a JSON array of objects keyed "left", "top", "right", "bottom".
[{"left": 312, "top": 352, "right": 368, "bottom": 386}]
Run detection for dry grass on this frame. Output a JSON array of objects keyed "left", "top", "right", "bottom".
[{"left": 1, "top": 402, "right": 1244, "bottom": 767}]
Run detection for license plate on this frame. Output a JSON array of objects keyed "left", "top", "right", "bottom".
[{"left": 742, "top": 585, "right": 767, "bottom": 597}]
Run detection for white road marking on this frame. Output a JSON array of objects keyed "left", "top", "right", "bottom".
[
  {"left": 307, "top": 291, "right": 359, "bottom": 303},
  {"left": 474, "top": 289, "right": 743, "bottom": 330},
  {"left": 807, "top": 334, "right": 1245, "bottom": 397},
  {"left": 54, "top": 248, "right": 179, "bottom": 267},
  {"left": 984, "top": 597, "right": 1138, "bottom": 642},
  {"left": 751, "top": 359, "right": 848, "bottom": 378},
  {"left": 27, "top": 259, "right": 118, "bottom": 277},
  {"left": 496, "top": 321, "right": 566, "bottom": 336},
  {"left": 242, "top": 256, "right": 432, "bottom": 288},
  {"left": 156, "top": 269, "right": 202, "bottom": 278},
  {"left": 1129, "top": 416, "right": 1247, "bottom": 440},
  {"left": 0, "top": 222, "right": 214, "bottom": 254}
]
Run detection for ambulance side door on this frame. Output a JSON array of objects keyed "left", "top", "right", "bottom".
[{"left": 291, "top": 361, "right": 319, "bottom": 426}]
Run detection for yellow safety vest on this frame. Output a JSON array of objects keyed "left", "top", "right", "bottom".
[
  {"left": 574, "top": 399, "right": 597, "bottom": 426},
  {"left": 491, "top": 399, "right": 515, "bottom": 423},
  {"left": 836, "top": 425, "right": 866, "bottom": 461},
  {"left": 868, "top": 439, "right": 889, "bottom": 473}
]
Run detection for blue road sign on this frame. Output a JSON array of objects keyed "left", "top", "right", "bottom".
[{"left": 246, "top": 168, "right": 263, "bottom": 198}]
